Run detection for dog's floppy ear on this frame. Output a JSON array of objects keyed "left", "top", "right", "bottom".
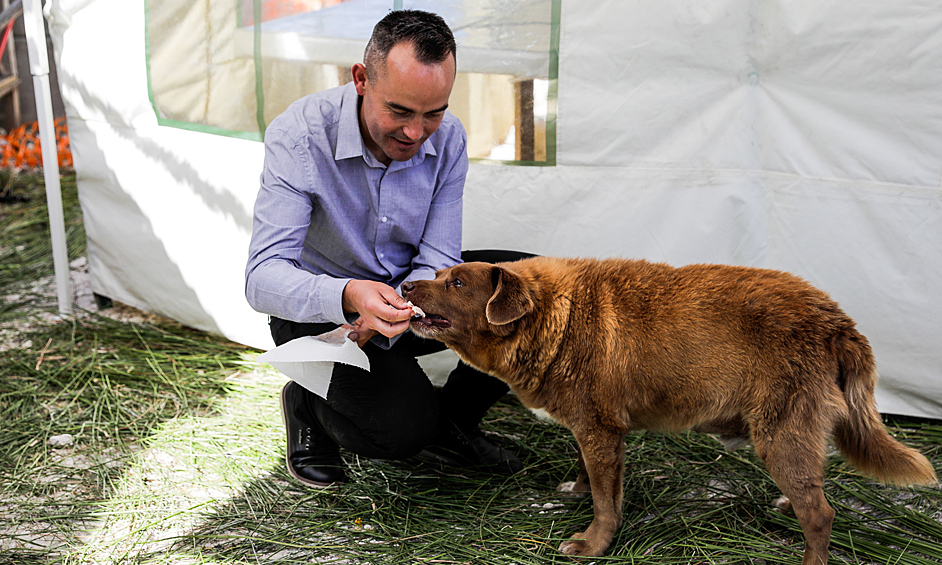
[{"left": 486, "top": 266, "right": 534, "bottom": 325}]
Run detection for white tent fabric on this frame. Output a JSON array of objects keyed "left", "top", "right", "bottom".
[{"left": 46, "top": 0, "right": 942, "bottom": 419}]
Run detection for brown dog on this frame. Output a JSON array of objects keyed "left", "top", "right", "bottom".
[{"left": 403, "top": 257, "right": 937, "bottom": 564}]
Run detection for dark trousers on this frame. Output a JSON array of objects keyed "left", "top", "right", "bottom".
[{"left": 270, "top": 249, "right": 534, "bottom": 461}]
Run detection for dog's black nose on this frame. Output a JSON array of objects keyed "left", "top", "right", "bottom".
[{"left": 402, "top": 281, "right": 415, "bottom": 294}]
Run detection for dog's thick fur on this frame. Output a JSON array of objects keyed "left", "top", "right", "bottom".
[{"left": 404, "top": 257, "right": 937, "bottom": 564}]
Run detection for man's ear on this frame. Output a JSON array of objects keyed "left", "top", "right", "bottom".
[
  {"left": 351, "top": 63, "right": 369, "bottom": 94},
  {"left": 486, "top": 266, "right": 534, "bottom": 325}
]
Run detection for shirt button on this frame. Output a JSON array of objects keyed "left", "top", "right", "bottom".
[{"left": 381, "top": 216, "right": 388, "bottom": 223}]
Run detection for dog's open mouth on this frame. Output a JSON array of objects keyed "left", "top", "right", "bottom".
[
  {"left": 404, "top": 300, "right": 451, "bottom": 329},
  {"left": 412, "top": 313, "right": 451, "bottom": 329}
]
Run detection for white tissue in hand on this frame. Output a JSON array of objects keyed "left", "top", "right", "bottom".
[{"left": 405, "top": 301, "right": 425, "bottom": 318}]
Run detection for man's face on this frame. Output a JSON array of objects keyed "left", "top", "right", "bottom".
[{"left": 353, "top": 43, "right": 456, "bottom": 165}]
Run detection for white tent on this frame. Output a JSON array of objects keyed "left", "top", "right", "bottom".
[{"left": 45, "top": 0, "right": 942, "bottom": 419}]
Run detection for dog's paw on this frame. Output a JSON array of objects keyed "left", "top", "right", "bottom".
[
  {"left": 559, "top": 534, "right": 605, "bottom": 557},
  {"left": 772, "top": 495, "right": 793, "bottom": 513},
  {"left": 558, "top": 535, "right": 588, "bottom": 556},
  {"left": 557, "top": 480, "right": 591, "bottom": 497}
]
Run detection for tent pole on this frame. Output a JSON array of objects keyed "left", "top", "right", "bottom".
[{"left": 22, "top": 0, "right": 71, "bottom": 316}]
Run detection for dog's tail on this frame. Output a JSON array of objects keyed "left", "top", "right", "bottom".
[{"left": 832, "top": 331, "right": 937, "bottom": 486}]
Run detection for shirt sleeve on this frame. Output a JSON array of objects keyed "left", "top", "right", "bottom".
[{"left": 245, "top": 127, "right": 350, "bottom": 325}]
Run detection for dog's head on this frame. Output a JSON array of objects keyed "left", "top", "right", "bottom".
[{"left": 403, "top": 262, "right": 535, "bottom": 351}]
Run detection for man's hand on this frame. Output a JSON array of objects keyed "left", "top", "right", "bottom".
[
  {"left": 344, "top": 320, "right": 377, "bottom": 348},
  {"left": 342, "top": 280, "right": 414, "bottom": 346}
]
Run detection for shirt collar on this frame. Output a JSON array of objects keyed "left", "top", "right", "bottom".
[{"left": 334, "top": 82, "right": 438, "bottom": 168}]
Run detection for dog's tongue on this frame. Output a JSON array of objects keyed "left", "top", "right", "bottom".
[{"left": 417, "top": 314, "right": 451, "bottom": 329}]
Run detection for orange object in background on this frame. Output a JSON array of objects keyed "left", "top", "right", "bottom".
[{"left": 0, "top": 116, "right": 73, "bottom": 170}]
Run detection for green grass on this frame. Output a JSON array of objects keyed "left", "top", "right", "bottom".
[
  {"left": 0, "top": 170, "right": 85, "bottom": 324},
  {"left": 1, "top": 171, "right": 940, "bottom": 564}
]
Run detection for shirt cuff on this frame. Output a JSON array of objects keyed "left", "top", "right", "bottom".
[{"left": 317, "top": 276, "right": 352, "bottom": 326}]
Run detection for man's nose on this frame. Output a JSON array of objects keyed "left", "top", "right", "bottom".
[{"left": 402, "top": 118, "right": 422, "bottom": 141}]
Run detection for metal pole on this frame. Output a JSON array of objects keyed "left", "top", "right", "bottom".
[{"left": 22, "top": 0, "right": 71, "bottom": 315}]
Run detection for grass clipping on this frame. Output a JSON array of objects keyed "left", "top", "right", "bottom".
[{"left": 1, "top": 172, "right": 941, "bottom": 565}]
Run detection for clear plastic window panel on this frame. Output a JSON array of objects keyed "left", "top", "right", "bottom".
[{"left": 145, "top": 0, "right": 559, "bottom": 164}]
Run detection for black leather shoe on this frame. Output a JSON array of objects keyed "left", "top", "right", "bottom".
[
  {"left": 419, "top": 423, "right": 524, "bottom": 475},
  {"left": 281, "top": 382, "right": 347, "bottom": 487}
]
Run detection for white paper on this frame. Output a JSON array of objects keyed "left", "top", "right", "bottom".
[{"left": 257, "top": 328, "right": 370, "bottom": 398}]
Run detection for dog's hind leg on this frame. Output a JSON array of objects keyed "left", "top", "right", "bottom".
[
  {"left": 753, "top": 416, "right": 835, "bottom": 565},
  {"left": 558, "top": 431, "right": 625, "bottom": 557},
  {"left": 558, "top": 444, "right": 591, "bottom": 496}
]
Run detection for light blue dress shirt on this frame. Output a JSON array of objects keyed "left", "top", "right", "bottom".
[{"left": 245, "top": 82, "right": 468, "bottom": 332}]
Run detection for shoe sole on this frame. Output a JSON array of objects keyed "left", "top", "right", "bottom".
[
  {"left": 415, "top": 447, "right": 465, "bottom": 468},
  {"left": 280, "top": 383, "right": 342, "bottom": 488},
  {"left": 415, "top": 446, "right": 526, "bottom": 475}
]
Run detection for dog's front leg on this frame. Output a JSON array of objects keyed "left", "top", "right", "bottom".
[
  {"left": 558, "top": 443, "right": 591, "bottom": 496},
  {"left": 558, "top": 431, "right": 625, "bottom": 557}
]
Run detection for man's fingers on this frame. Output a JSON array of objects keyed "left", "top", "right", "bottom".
[
  {"left": 384, "top": 303, "right": 415, "bottom": 323},
  {"left": 347, "top": 316, "right": 408, "bottom": 344},
  {"left": 341, "top": 280, "right": 414, "bottom": 341},
  {"left": 386, "top": 291, "right": 410, "bottom": 309},
  {"left": 350, "top": 330, "right": 373, "bottom": 347},
  {"left": 380, "top": 289, "right": 412, "bottom": 316},
  {"left": 344, "top": 280, "right": 412, "bottom": 317},
  {"left": 372, "top": 316, "right": 410, "bottom": 337}
]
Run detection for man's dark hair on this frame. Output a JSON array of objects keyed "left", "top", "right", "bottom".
[{"left": 364, "top": 10, "right": 456, "bottom": 80}]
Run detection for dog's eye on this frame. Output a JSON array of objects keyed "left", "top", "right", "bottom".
[{"left": 449, "top": 277, "right": 464, "bottom": 289}]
